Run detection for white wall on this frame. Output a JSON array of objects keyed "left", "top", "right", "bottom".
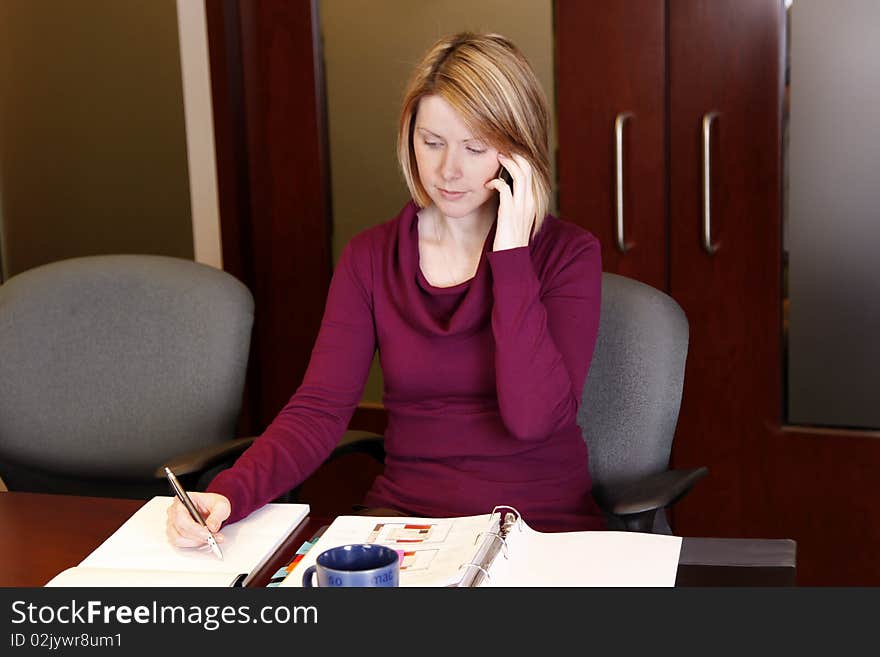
[{"left": 176, "top": 0, "right": 223, "bottom": 269}]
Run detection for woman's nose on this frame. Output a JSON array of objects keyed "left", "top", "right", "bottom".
[{"left": 439, "top": 149, "right": 462, "bottom": 181}]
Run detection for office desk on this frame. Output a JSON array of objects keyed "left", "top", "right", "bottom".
[{"left": 0, "top": 492, "right": 796, "bottom": 587}]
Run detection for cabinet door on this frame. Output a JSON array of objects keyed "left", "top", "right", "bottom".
[
  {"left": 667, "top": 0, "right": 784, "bottom": 537},
  {"left": 556, "top": 1, "right": 666, "bottom": 290}
]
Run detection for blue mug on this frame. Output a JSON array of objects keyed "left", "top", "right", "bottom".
[{"left": 302, "top": 543, "right": 400, "bottom": 587}]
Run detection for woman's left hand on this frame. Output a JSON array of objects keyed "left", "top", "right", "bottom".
[{"left": 486, "top": 152, "right": 536, "bottom": 251}]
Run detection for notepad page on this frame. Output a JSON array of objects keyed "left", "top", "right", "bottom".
[
  {"left": 46, "top": 567, "right": 238, "bottom": 588},
  {"left": 484, "top": 523, "right": 682, "bottom": 587},
  {"left": 79, "top": 496, "right": 309, "bottom": 576}
]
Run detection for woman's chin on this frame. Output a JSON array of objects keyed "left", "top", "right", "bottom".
[
  {"left": 431, "top": 195, "right": 494, "bottom": 220},
  {"left": 436, "top": 206, "right": 473, "bottom": 220}
]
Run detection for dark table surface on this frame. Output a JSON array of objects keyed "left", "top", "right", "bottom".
[{"left": 0, "top": 492, "right": 796, "bottom": 587}]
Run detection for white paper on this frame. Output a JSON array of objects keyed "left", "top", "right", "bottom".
[
  {"left": 46, "top": 567, "right": 238, "bottom": 588},
  {"left": 485, "top": 523, "right": 682, "bottom": 587},
  {"left": 280, "top": 511, "right": 682, "bottom": 588},
  {"left": 47, "top": 496, "right": 309, "bottom": 587}
]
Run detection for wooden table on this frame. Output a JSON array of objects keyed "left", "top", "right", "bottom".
[{"left": 0, "top": 492, "right": 796, "bottom": 587}]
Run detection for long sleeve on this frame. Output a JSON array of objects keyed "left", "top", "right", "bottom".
[
  {"left": 208, "top": 204, "right": 605, "bottom": 532},
  {"left": 208, "top": 238, "right": 377, "bottom": 522},
  {"left": 487, "top": 230, "right": 601, "bottom": 441}
]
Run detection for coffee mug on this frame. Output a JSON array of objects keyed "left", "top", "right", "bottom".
[{"left": 302, "top": 543, "right": 400, "bottom": 587}]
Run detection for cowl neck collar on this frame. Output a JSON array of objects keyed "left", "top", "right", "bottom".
[{"left": 388, "top": 201, "right": 496, "bottom": 336}]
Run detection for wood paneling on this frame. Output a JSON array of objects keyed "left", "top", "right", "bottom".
[
  {"left": 558, "top": 0, "right": 880, "bottom": 584},
  {"left": 556, "top": 1, "right": 667, "bottom": 290},
  {"left": 765, "top": 428, "right": 880, "bottom": 585},
  {"left": 667, "top": 0, "right": 783, "bottom": 540},
  {"left": 205, "top": 0, "right": 258, "bottom": 434},
  {"left": 206, "top": 0, "right": 332, "bottom": 433}
]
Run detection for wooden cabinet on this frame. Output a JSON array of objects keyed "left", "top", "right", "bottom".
[
  {"left": 560, "top": 1, "right": 880, "bottom": 585},
  {"left": 556, "top": 1, "right": 667, "bottom": 291},
  {"left": 666, "top": 0, "right": 783, "bottom": 541},
  {"left": 557, "top": 0, "right": 784, "bottom": 544}
]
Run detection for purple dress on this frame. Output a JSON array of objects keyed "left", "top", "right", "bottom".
[{"left": 209, "top": 201, "right": 605, "bottom": 532}]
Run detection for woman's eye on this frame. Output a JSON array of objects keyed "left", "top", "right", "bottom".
[
  {"left": 424, "top": 140, "right": 442, "bottom": 148},
  {"left": 467, "top": 147, "right": 486, "bottom": 155}
]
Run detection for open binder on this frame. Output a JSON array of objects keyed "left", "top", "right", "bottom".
[{"left": 281, "top": 505, "right": 682, "bottom": 587}]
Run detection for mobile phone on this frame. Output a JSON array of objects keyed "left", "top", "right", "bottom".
[{"left": 498, "top": 166, "right": 514, "bottom": 191}]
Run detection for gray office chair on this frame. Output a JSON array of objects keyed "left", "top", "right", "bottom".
[
  {"left": 578, "top": 273, "right": 706, "bottom": 533},
  {"left": 297, "top": 272, "right": 707, "bottom": 532},
  {"left": 0, "top": 255, "right": 257, "bottom": 498}
]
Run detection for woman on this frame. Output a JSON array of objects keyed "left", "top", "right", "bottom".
[{"left": 167, "top": 32, "right": 604, "bottom": 550}]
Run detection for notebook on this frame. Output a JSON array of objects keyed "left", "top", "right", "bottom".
[
  {"left": 45, "top": 496, "right": 310, "bottom": 587},
  {"left": 280, "top": 505, "right": 682, "bottom": 587}
]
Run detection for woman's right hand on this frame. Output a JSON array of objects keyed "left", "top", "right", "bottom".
[{"left": 165, "top": 492, "right": 231, "bottom": 549}]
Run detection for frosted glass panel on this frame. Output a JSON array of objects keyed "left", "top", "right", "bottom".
[{"left": 786, "top": 0, "right": 880, "bottom": 428}]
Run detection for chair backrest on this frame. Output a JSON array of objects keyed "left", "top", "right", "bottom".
[
  {"left": 0, "top": 255, "right": 254, "bottom": 496},
  {"left": 577, "top": 273, "right": 688, "bottom": 513}
]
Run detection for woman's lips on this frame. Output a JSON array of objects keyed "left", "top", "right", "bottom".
[{"left": 439, "top": 188, "right": 467, "bottom": 200}]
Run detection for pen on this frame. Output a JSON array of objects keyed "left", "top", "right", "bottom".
[{"left": 164, "top": 466, "right": 224, "bottom": 560}]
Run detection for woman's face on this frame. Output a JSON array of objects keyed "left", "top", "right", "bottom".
[{"left": 413, "top": 95, "right": 501, "bottom": 222}]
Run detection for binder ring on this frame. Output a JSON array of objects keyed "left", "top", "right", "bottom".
[
  {"left": 472, "top": 530, "right": 509, "bottom": 559},
  {"left": 491, "top": 505, "right": 523, "bottom": 533},
  {"left": 458, "top": 561, "right": 491, "bottom": 582}
]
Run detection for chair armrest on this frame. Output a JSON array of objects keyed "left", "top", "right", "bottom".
[
  {"left": 152, "top": 436, "right": 257, "bottom": 478},
  {"left": 284, "top": 431, "right": 386, "bottom": 507},
  {"left": 329, "top": 431, "right": 386, "bottom": 463},
  {"left": 597, "top": 466, "right": 709, "bottom": 517}
]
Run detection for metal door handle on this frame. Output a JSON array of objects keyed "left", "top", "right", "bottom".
[
  {"left": 702, "top": 111, "right": 720, "bottom": 254},
  {"left": 615, "top": 112, "right": 633, "bottom": 252}
]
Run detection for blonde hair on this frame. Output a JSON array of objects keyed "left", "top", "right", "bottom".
[{"left": 397, "top": 32, "right": 551, "bottom": 234}]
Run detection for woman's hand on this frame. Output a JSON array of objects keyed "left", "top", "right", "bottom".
[
  {"left": 165, "top": 492, "right": 231, "bottom": 549},
  {"left": 486, "top": 152, "right": 537, "bottom": 251}
]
